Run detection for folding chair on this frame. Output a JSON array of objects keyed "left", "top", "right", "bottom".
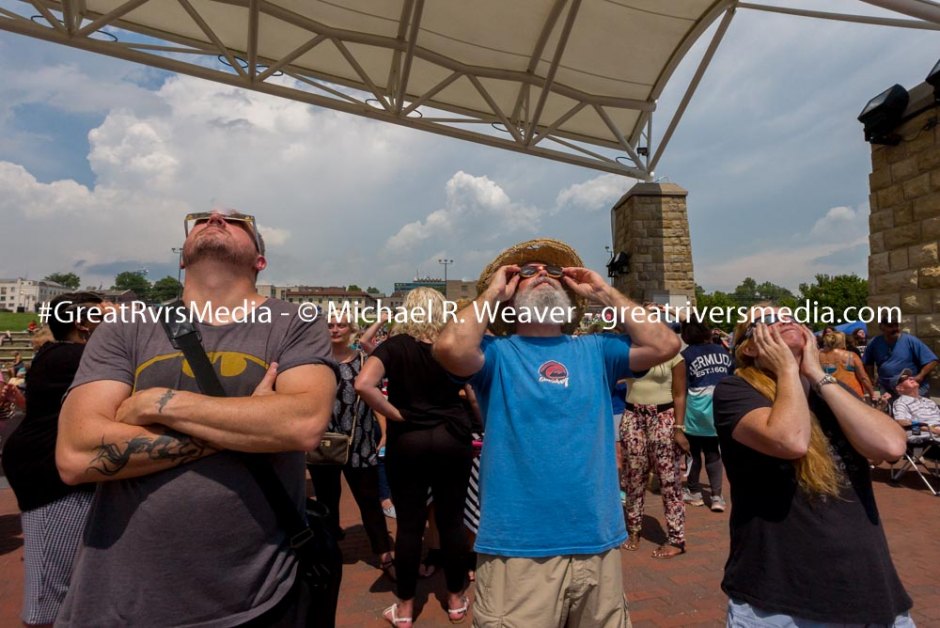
[{"left": 890, "top": 431, "right": 940, "bottom": 496}]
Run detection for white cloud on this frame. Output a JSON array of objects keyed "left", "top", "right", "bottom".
[
  {"left": 0, "top": 162, "right": 97, "bottom": 217},
  {"left": 0, "top": 73, "right": 430, "bottom": 286},
  {"left": 384, "top": 171, "right": 541, "bottom": 253},
  {"left": 555, "top": 173, "right": 633, "bottom": 212},
  {"left": 88, "top": 113, "right": 179, "bottom": 189},
  {"left": 808, "top": 205, "right": 867, "bottom": 240},
  {"left": 0, "top": 61, "right": 161, "bottom": 115},
  {"left": 258, "top": 226, "right": 291, "bottom": 248}
]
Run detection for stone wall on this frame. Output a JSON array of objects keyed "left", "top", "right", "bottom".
[
  {"left": 610, "top": 182, "right": 696, "bottom": 305},
  {"left": 867, "top": 88, "right": 940, "bottom": 383}
]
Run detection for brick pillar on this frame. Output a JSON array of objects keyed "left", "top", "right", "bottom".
[
  {"left": 610, "top": 182, "right": 695, "bottom": 305},
  {"left": 866, "top": 86, "right": 940, "bottom": 392}
]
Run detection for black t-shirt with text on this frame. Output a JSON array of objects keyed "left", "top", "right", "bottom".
[{"left": 713, "top": 376, "right": 911, "bottom": 623}]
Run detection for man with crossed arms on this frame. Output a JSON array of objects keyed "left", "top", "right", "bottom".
[{"left": 56, "top": 210, "right": 336, "bottom": 627}]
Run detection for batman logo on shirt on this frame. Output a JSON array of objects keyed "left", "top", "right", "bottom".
[
  {"left": 538, "top": 360, "right": 569, "bottom": 388},
  {"left": 134, "top": 351, "right": 269, "bottom": 394}
]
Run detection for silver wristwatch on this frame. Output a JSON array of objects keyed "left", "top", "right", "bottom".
[{"left": 812, "top": 374, "right": 838, "bottom": 395}]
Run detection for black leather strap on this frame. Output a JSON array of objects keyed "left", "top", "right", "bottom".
[{"left": 159, "top": 302, "right": 311, "bottom": 547}]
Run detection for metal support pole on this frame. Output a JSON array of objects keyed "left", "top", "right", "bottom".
[{"left": 438, "top": 258, "right": 453, "bottom": 297}]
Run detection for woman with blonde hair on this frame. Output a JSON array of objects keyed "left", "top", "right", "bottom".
[
  {"left": 713, "top": 307, "right": 912, "bottom": 626},
  {"left": 819, "top": 330, "right": 875, "bottom": 400},
  {"left": 356, "top": 287, "right": 473, "bottom": 627},
  {"left": 307, "top": 311, "right": 394, "bottom": 580}
]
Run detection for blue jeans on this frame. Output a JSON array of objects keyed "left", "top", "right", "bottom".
[{"left": 727, "top": 599, "right": 915, "bottom": 628}]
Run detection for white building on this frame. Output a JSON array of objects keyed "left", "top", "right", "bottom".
[{"left": 0, "top": 279, "right": 71, "bottom": 312}]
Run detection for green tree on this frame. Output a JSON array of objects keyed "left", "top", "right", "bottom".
[
  {"left": 150, "top": 276, "right": 182, "bottom": 302},
  {"left": 366, "top": 287, "right": 381, "bottom": 294},
  {"left": 731, "top": 277, "right": 759, "bottom": 304},
  {"left": 113, "top": 271, "right": 152, "bottom": 300},
  {"left": 694, "top": 284, "right": 739, "bottom": 332},
  {"left": 732, "top": 277, "right": 796, "bottom": 307},
  {"left": 347, "top": 284, "right": 362, "bottom": 292},
  {"left": 44, "top": 272, "right": 81, "bottom": 289},
  {"left": 798, "top": 274, "right": 869, "bottom": 329}
]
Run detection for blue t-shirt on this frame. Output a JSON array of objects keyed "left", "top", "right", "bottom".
[
  {"left": 681, "top": 343, "right": 734, "bottom": 437},
  {"left": 611, "top": 381, "right": 627, "bottom": 415},
  {"left": 468, "top": 333, "right": 638, "bottom": 557},
  {"left": 864, "top": 333, "right": 938, "bottom": 395}
]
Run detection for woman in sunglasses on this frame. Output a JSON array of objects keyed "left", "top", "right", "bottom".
[
  {"left": 714, "top": 307, "right": 912, "bottom": 626},
  {"left": 307, "top": 313, "right": 394, "bottom": 581}
]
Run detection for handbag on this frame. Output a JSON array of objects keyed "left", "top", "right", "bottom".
[
  {"left": 160, "top": 307, "right": 342, "bottom": 628},
  {"left": 305, "top": 355, "right": 362, "bottom": 466},
  {"left": 305, "top": 433, "right": 351, "bottom": 465}
]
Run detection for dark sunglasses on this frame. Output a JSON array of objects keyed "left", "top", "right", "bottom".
[
  {"left": 184, "top": 211, "right": 264, "bottom": 254},
  {"left": 743, "top": 313, "right": 794, "bottom": 340},
  {"left": 518, "top": 264, "right": 564, "bottom": 279}
]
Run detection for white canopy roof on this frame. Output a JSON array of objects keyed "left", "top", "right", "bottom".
[{"left": 1, "top": 0, "right": 937, "bottom": 176}]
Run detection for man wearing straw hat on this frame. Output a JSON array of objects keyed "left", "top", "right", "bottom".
[{"left": 435, "top": 238, "right": 680, "bottom": 627}]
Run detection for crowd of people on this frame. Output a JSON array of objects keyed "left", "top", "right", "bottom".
[{"left": 0, "top": 209, "right": 934, "bottom": 627}]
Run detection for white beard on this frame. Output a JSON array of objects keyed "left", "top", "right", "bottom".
[{"left": 514, "top": 281, "right": 573, "bottom": 324}]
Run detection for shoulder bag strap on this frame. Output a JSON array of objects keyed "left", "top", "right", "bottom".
[{"left": 159, "top": 303, "right": 311, "bottom": 548}]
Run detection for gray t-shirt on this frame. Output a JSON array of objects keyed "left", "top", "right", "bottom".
[{"left": 56, "top": 299, "right": 334, "bottom": 628}]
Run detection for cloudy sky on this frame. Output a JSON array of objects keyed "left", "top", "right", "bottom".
[{"left": 0, "top": 1, "right": 936, "bottom": 294}]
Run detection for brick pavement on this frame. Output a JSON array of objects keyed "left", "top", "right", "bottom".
[{"left": 0, "top": 467, "right": 937, "bottom": 627}]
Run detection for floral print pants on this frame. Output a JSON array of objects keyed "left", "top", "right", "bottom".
[{"left": 620, "top": 404, "right": 686, "bottom": 547}]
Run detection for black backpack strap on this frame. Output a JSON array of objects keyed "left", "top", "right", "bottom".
[{"left": 159, "top": 302, "right": 310, "bottom": 548}]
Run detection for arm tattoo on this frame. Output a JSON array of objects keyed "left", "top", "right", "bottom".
[
  {"left": 156, "top": 389, "right": 176, "bottom": 414},
  {"left": 88, "top": 428, "right": 216, "bottom": 477}
]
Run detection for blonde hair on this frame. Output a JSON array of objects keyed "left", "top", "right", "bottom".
[
  {"left": 390, "top": 287, "right": 448, "bottom": 343},
  {"left": 733, "top": 307, "right": 843, "bottom": 498},
  {"left": 328, "top": 310, "right": 358, "bottom": 333},
  {"left": 822, "top": 331, "right": 846, "bottom": 350}
]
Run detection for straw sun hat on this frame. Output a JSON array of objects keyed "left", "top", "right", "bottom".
[{"left": 476, "top": 238, "right": 586, "bottom": 336}]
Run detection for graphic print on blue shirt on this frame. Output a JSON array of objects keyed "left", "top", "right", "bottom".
[
  {"left": 682, "top": 343, "right": 733, "bottom": 437},
  {"left": 538, "top": 360, "right": 569, "bottom": 387},
  {"left": 469, "top": 333, "right": 638, "bottom": 557}
]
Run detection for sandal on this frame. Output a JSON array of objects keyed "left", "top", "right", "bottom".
[
  {"left": 447, "top": 595, "right": 470, "bottom": 624},
  {"left": 380, "top": 554, "right": 397, "bottom": 582},
  {"left": 621, "top": 536, "right": 640, "bottom": 551},
  {"left": 383, "top": 604, "right": 413, "bottom": 627},
  {"left": 651, "top": 543, "right": 686, "bottom": 559}
]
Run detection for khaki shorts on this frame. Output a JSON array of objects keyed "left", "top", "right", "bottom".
[{"left": 472, "top": 549, "right": 631, "bottom": 628}]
